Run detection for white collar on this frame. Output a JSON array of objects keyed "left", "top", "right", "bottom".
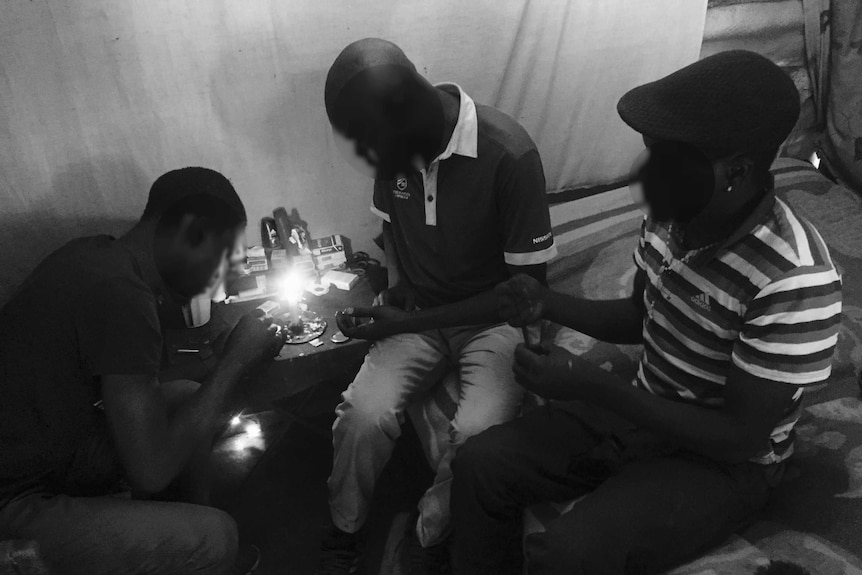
[{"left": 433, "top": 83, "right": 478, "bottom": 161}]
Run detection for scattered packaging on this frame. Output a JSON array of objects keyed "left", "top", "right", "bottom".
[
  {"left": 238, "top": 275, "right": 267, "bottom": 299},
  {"left": 310, "top": 234, "right": 346, "bottom": 256},
  {"left": 311, "top": 235, "right": 349, "bottom": 273},
  {"left": 306, "top": 281, "right": 330, "bottom": 297},
  {"left": 293, "top": 254, "right": 316, "bottom": 275},
  {"left": 260, "top": 217, "right": 281, "bottom": 249},
  {"left": 270, "top": 249, "right": 290, "bottom": 270},
  {"left": 246, "top": 245, "right": 268, "bottom": 272},
  {"left": 273, "top": 208, "right": 299, "bottom": 257},
  {"left": 256, "top": 300, "right": 281, "bottom": 317},
  {"left": 322, "top": 270, "right": 359, "bottom": 291},
  {"left": 316, "top": 252, "right": 348, "bottom": 273}
]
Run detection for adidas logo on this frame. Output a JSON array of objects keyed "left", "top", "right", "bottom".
[{"left": 691, "top": 292, "right": 711, "bottom": 311}]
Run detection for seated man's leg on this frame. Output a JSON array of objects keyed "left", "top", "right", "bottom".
[
  {"left": 61, "top": 379, "right": 211, "bottom": 504},
  {"left": 329, "top": 332, "right": 449, "bottom": 533},
  {"left": 152, "top": 379, "right": 213, "bottom": 505},
  {"left": 450, "top": 406, "right": 605, "bottom": 575},
  {"left": 416, "top": 324, "right": 524, "bottom": 546},
  {"left": 0, "top": 491, "right": 238, "bottom": 575},
  {"left": 526, "top": 454, "right": 781, "bottom": 575}
]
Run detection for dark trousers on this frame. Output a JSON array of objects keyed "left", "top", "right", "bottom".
[
  {"left": 450, "top": 402, "right": 784, "bottom": 575},
  {"left": 0, "top": 381, "right": 237, "bottom": 575}
]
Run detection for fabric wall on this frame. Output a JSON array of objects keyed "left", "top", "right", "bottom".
[
  {"left": 0, "top": 0, "right": 706, "bottom": 303},
  {"left": 822, "top": 0, "right": 862, "bottom": 192},
  {"left": 700, "top": 0, "right": 831, "bottom": 161}
]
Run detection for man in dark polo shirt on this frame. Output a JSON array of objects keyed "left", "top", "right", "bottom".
[
  {"left": 450, "top": 51, "right": 842, "bottom": 574},
  {"left": 317, "top": 39, "right": 556, "bottom": 573},
  {"left": 0, "top": 168, "right": 282, "bottom": 575}
]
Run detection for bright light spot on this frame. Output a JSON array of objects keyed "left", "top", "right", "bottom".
[
  {"left": 230, "top": 415, "right": 242, "bottom": 427},
  {"left": 245, "top": 421, "right": 262, "bottom": 438},
  {"left": 810, "top": 151, "right": 821, "bottom": 169},
  {"left": 231, "top": 433, "right": 264, "bottom": 453},
  {"left": 279, "top": 269, "right": 306, "bottom": 306}
]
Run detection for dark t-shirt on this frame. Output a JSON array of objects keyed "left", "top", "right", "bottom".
[{"left": 0, "top": 236, "right": 162, "bottom": 504}]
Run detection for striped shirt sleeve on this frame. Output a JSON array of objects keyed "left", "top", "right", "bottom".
[
  {"left": 732, "top": 265, "right": 842, "bottom": 385},
  {"left": 633, "top": 215, "right": 648, "bottom": 271},
  {"left": 498, "top": 149, "right": 557, "bottom": 266}
]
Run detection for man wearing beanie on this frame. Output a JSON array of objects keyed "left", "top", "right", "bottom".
[
  {"left": 319, "top": 38, "right": 556, "bottom": 574},
  {"left": 450, "top": 51, "right": 843, "bottom": 574}
]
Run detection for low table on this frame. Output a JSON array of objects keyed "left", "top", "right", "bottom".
[
  {"left": 160, "top": 280, "right": 376, "bottom": 508},
  {"left": 162, "top": 279, "right": 375, "bottom": 412}
]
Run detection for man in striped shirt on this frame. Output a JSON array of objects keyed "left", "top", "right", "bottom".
[{"left": 450, "top": 51, "right": 842, "bottom": 575}]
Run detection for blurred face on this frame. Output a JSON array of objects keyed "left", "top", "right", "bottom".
[
  {"left": 327, "top": 67, "right": 444, "bottom": 181},
  {"left": 159, "top": 220, "right": 240, "bottom": 300},
  {"left": 331, "top": 124, "right": 431, "bottom": 181},
  {"left": 629, "top": 139, "right": 718, "bottom": 224},
  {"left": 332, "top": 128, "right": 378, "bottom": 179}
]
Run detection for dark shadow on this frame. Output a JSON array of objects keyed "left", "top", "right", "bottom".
[{"left": 0, "top": 157, "right": 148, "bottom": 303}]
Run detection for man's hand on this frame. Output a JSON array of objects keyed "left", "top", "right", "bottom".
[
  {"left": 222, "top": 309, "right": 284, "bottom": 368},
  {"left": 513, "top": 343, "right": 584, "bottom": 400},
  {"left": 373, "top": 283, "right": 416, "bottom": 311},
  {"left": 496, "top": 274, "right": 548, "bottom": 327},
  {"left": 336, "top": 306, "right": 410, "bottom": 340}
]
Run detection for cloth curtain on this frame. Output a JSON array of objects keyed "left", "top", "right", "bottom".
[
  {"left": 0, "top": 0, "right": 707, "bottom": 303},
  {"left": 821, "top": 0, "right": 862, "bottom": 192}
]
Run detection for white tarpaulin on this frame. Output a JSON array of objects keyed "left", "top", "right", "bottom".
[{"left": 0, "top": 0, "right": 706, "bottom": 302}]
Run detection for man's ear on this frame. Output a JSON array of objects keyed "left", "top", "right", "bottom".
[
  {"left": 725, "top": 155, "right": 755, "bottom": 189},
  {"left": 179, "top": 213, "right": 208, "bottom": 247}
]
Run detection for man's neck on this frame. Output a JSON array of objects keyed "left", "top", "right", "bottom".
[
  {"left": 117, "top": 222, "right": 166, "bottom": 294},
  {"left": 680, "top": 181, "right": 765, "bottom": 250}
]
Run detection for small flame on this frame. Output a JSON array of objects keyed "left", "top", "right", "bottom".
[
  {"left": 280, "top": 269, "right": 306, "bottom": 306},
  {"left": 245, "top": 421, "right": 262, "bottom": 438}
]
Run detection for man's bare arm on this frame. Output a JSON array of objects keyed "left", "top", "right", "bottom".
[
  {"left": 391, "top": 264, "right": 547, "bottom": 332},
  {"left": 542, "top": 268, "right": 646, "bottom": 344},
  {"left": 101, "top": 359, "right": 244, "bottom": 493},
  {"left": 572, "top": 361, "right": 798, "bottom": 463},
  {"left": 101, "top": 310, "right": 280, "bottom": 493},
  {"left": 497, "top": 269, "right": 645, "bottom": 345}
]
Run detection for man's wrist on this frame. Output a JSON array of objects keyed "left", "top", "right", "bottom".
[
  {"left": 540, "top": 286, "right": 555, "bottom": 320},
  {"left": 392, "top": 310, "right": 418, "bottom": 334},
  {"left": 215, "top": 354, "right": 249, "bottom": 380}
]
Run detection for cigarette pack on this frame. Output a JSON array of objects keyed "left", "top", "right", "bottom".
[
  {"left": 293, "top": 254, "right": 317, "bottom": 275},
  {"left": 270, "top": 249, "right": 290, "bottom": 270},
  {"left": 310, "top": 234, "right": 347, "bottom": 256},
  {"left": 256, "top": 300, "right": 281, "bottom": 317},
  {"left": 322, "top": 270, "right": 359, "bottom": 291}
]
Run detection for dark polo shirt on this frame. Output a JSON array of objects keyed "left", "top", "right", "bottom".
[{"left": 372, "top": 84, "right": 556, "bottom": 309}]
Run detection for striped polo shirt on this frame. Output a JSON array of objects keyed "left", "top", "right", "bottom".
[{"left": 633, "top": 189, "right": 842, "bottom": 464}]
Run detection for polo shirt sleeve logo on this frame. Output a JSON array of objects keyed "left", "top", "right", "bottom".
[{"left": 532, "top": 232, "right": 553, "bottom": 245}]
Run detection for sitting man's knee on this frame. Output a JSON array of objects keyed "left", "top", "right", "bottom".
[
  {"left": 526, "top": 524, "right": 628, "bottom": 575},
  {"left": 189, "top": 508, "right": 239, "bottom": 574},
  {"left": 160, "top": 379, "right": 201, "bottom": 409},
  {"left": 336, "top": 391, "right": 401, "bottom": 439},
  {"left": 452, "top": 430, "right": 509, "bottom": 483}
]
